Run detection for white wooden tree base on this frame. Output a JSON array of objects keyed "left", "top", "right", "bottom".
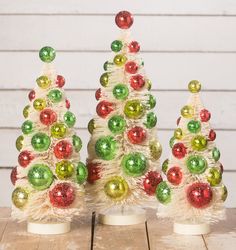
[
  {"left": 174, "top": 221, "right": 210, "bottom": 235},
  {"left": 27, "top": 221, "right": 71, "bottom": 235},
  {"left": 98, "top": 207, "right": 146, "bottom": 226}
]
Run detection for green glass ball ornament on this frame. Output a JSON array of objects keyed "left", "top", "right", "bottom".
[
  {"left": 12, "top": 187, "right": 28, "bottom": 209},
  {"left": 33, "top": 98, "right": 46, "bottom": 111},
  {"left": 155, "top": 181, "right": 171, "bottom": 204},
  {"left": 72, "top": 135, "right": 82, "bottom": 152},
  {"left": 76, "top": 162, "right": 88, "bottom": 184},
  {"left": 113, "top": 54, "right": 127, "bottom": 66},
  {"left": 64, "top": 111, "right": 76, "bottom": 127},
  {"left": 186, "top": 155, "right": 207, "bottom": 174},
  {"left": 51, "top": 123, "right": 67, "bottom": 139},
  {"left": 95, "top": 136, "right": 117, "bottom": 160},
  {"left": 212, "top": 147, "right": 220, "bottom": 161},
  {"left": 174, "top": 128, "right": 183, "bottom": 140},
  {"left": 207, "top": 167, "right": 222, "bottom": 186},
  {"left": 36, "top": 76, "right": 51, "bottom": 89},
  {"left": 124, "top": 100, "right": 145, "bottom": 119},
  {"left": 108, "top": 115, "right": 126, "bottom": 134},
  {"left": 48, "top": 89, "right": 62, "bottom": 103},
  {"left": 146, "top": 94, "right": 156, "bottom": 110},
  {"left": 31, "top": 132, "right": 51, "bottom": 152},
  {"left": 221, "top": 184, "right": 228, "bottom": 202},
  {"left": 23, "top": 105, "right": 30, "bottom": 118},
  {"left": 88, "top": 119, "right": 96, "bottom": 134},
  {"left": 100, "top": 72, "right": 109, "bottom": 87},
  {"left": 187, "top": 120, "right": 201, "bottom": 133},
  {"left": 103, "top": 61, "right": 109, "bottom": 71},
  {"left": 39, "top": 46, "right": 56, "bottom": 63},
  {"left": 16, "top": 135, "right": 24, "bottom": 151},
  {"left": 169, "top": 136, "right": 175, "bottom": 148},
  {"left": 122, "top": 152, "right": 147, "bottom": 177},
  {"left": 181, "top": 105, "right": 194, "bottom": 118},
  {"left": 146, "top": 79, "right": 152, "bottom": 90},
  {"left": 188, "top": 80, "right": 201, "bottom": 93},
  {"left": 144, "top": 112, "right": 157, "bottom": 129},
  {"left": 191, "top": 135, "right": 208, "bottom": 151},
  {"left": 113, "top": 84, "right": 129, "bottom": 100},
  {"left": 162, "top": 159, "right": 169, "bottom": 175},
  {"left": 111, "top": 40, "right": 123, "bottom": 52},
  {"left": 21, "top": 120, "right": 33, "bottom": 134},
  {"left": 56, "top": 160, "right": 74, "bottom": 179},
  {"left": 28, "top": 164, "right": 53, "bottom": 190},
  {"left": 149, "top": 141, "right": 162, "bottom": 160}
]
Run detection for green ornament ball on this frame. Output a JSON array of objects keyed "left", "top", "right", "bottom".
[
  {"left": 191, "top": 135, "right": 208, "bottom": 151},
  {"left": 28, "top": 164, "right": 53, "bottom": 190},
  {"left": 162, "top": 159, "right": 169, "bottom": 175},
  {"left": 124, "top": 100, "right": 145, "bottom": 119},
  {"left": 187, "top": 120, "right": 201, "bottom": 133},
  {"left": 169, "top": 136, "right": 175, "bottom": 148},
  {"left": 64, "top": 111, "right": 76, "bottom": 128},
  {"left": 155, "top": 181, "right": 171, "bottom": 204},
  {"left": 122, "top": 152, "right": 147, "bottom": 177},
  {"left": 31, "top": 132, "right": 51, "bottom": 152},
  {"left": 111, "top": 40, "right": 123, "bottom": 52},
  {"left": 16, "top": 135, "right": 24, "bottom": 151},
  {"left": 108, "top": 115, "right": 126, "bottom": 134},
  {"left": 113, "top": 84, "right": 129, "bottom": 100},
  {"left": 48, "top": 89, "right": 62, "bottom": 103},
  {"left": 21, "top": 120, "right": 33, "bottom": 134},
  {"left": 144, "top": 112, "right": 157, "bottom": 129},
  {"left": 186, "top": 155, "right": 207, "bottom": 174},
  {"left": 23, "top": 105, "right": 30, "bottom": 118},
  {"left": 95, "top": 136, "right": 117, "bottom": 160},
  {"left": 146, "top": 94, "right": 156, "bottom": 110},
  {"left": 100, "top": 72, "right": 109, "bottom": 87},
  {"left": 88, "top": 119, "right": 96, "bottom": 134},
  {"left": 39, "top": 46, "right": 56, "bottom": 63},
  {"left": 76, "top": 162, "right": 88, "bottom": 184},
  {"left": 212, "top": 147, "right": 220, "bottom": 161},
  {"left": 56, "top": 160, "right": 74, "bottom": 179},
  {"left": 51, "top": 123, "right": 67, "bottom": 138},
  {"left": 207, "top": 167, "right": 222, "bottom": 186},
  {"left": 12, "top": 187, "right": 28, "bottom": 209},
  {"left": 221, "top": 184, "right": 228, "bottom": 202},
  {"left": 103, "top": 61, "right": 109, "bottom": 71},
  {"left": 72, "top": 135, "right": 82, "bottom": 152}
]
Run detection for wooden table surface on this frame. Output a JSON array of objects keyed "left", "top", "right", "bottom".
[{"left": 0, "top": 208, "right": 235, "bottom": 250}]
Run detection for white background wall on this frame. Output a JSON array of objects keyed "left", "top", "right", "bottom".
[{"left": 0, "top": 0, "right": 236, "bottom": 207}]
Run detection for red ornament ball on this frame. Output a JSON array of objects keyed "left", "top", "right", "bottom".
[
  {"left": 87, "top": 163, "right": 101, "bottom": 184},
  {"left": 125, "top": 61, "right": 138, "bottom": 74},
  {"left": 172, "top": 143, "right": 187, "bottom": 159},
  {"left": 208, "top": 129, "right": 216, "bottom": 141},
  {"left": 127, "top": 126, "right": 147, "bottom": 144},
  {"left": 128, "top": 41, "right": 140, "bottom": 53},
  {"left": 49, "top": 183, "right": 75, "bottom": 208},
  {"left": 54, "top": 140, "right": 73, "bottom": 159},
  {"left": 18, "top": 150, "right": 34, "bottom": 167},
  {"left": 200, "top": 109, "right": 211, "bottom": 122},
  {"left": 40, "top": 109, "right": 57, "bottom": 126},
  {"left": 95, "top": 88, "right": 102, "bottom": 101},
  {"left": 143, "top": 171, "right": 163, "bottom": 195},
  {"left": 219, "top": 163, "right": 224, "bottom": 173},
  {"left": 167, "top": 166, "right": 183, "bottom": 186},
  {"left": 10, "top": 167, "right": 18, "bottom": 185},
  {"left": 130, "top": 74, "right": 145, "bottom": 90},
  {"left": 65, "top": 99, "right": 70, "bottom": 109},
  {"left": 56, "top": 75, "right": 65, "bottom": 88},
  {"left": 28, "top": 90, "right": 35, "bottom": 101},
  {"left": 96, "top": 100, "right": 113, "bottom": 118},
  {"left": 115, "top": 11, "right": 133, "bottom": 29},
  {"left": 187, "top": 182, "right": 213, "bottom": 208},
  {"left": 176, "top": 117, "right": 181, "bottom": 126}
]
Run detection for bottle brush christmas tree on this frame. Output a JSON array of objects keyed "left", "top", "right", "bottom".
[
  {"left": 11, "top": 47, "right": 86, "bottom": 234},
  {"left": 157, "top": 80, "right": 227, "bottom": 234},
  {"left": 86, "top": 11, "right": 162, "bottom": 225}
]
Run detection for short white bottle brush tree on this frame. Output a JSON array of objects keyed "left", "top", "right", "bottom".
[
  {"left": 11, "top": 47, "right": 87, "bottom": 234},
  {"left": 157, "top": 81, "right": 227, "bottom": 235},
  {"left": 86, "top": 11, "right": 163, "bottom": 225}
]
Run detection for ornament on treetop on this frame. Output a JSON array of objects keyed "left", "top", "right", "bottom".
[
  {"left": 188, "top": 80, "right": 201, "bottom": 93},
  {"left": 115, "top": 11, "right": 133, "bottom": 29},
  {"left": 39, "top": 46, "right": 56, "bottom": 63}
]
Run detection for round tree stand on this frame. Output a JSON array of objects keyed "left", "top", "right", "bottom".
[
  {"left": 98, "top": 207, "right": 146, "bottom": 226},
  {"left": 174, "top": 221, "right": 210, "bottom": 235},
  {"left": 27, "top": 221, "right": 71, "bottom": 235}
]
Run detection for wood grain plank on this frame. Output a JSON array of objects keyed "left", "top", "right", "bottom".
[
  {"left": 0, "top": 16, "right": 236, "bottom": 51},
  {"left": 1, "top": 52, "right": 236, "bottom": 90},
  {"left": 0, "top": 0, "right": 236, "bottom": 15}
]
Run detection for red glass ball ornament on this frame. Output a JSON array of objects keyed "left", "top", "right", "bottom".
[
  {"left": 96, "top": 100, "right": 113, "bottom": 118},
  {"left": 200, "top": 109, "right": 211, "bottom": 122},
  {"left": 167, "top": 166, "right": 183, "bottom": 186},
  {"left": 54, "top": 140, "right": 73, "bottom": 159},
  {"left": 208, "top": 129, "right": 216, "bottom": 141},
  {"left": 95, "top": 88, "right": 102, "bottom": 101},
  {"left": 187, "top": 182, "right": 213, "bottom": 208},
  {"left": 10, "top": 167, "right": 18, "bottom": 185},
  {"left": 177, "top": 117, "right": 181, "bottom": 126},
  {"left": 130, "top": 74, "right": 145, "bottom": 90},
  {"left": 40, "top": 109, "right": 57, "bottom": 126},
  {"left": 115, "top": 11, "right": 133, "bottom": 29},
  {"left": 87, "top": 163, "right": 101, "bottom": 184},
  {"left": 127, "top": 126, "right": 147, "bottom": 144},
  {"left": 49, "top": 183, "right": 75, "bottom": 208},
  {"left": 56, "top": 75, "right": 65, "bottom": 88},
  {"left": 125, "top": 61, "right": 138, "bottom": 74},
  {"left": 28, "top": 90, "right": 35, "bottom": 101},
  {"left": 128, "top": 41, "right": 140, "bottom": 53},
  {"left": 65, "top": 99, "right": 70, "bottom": 109},
  {"left": 219, "top": 163, "right": 224, "bottom": 173},
  {"left": 172, "top": 143, "right": 187, "bottom": 159},
  {"left": 143, "top": 171, "right": 163, "bottom": 195},
  {"left": 18, "top": 150, "right": 34, "bottom": 167}
]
